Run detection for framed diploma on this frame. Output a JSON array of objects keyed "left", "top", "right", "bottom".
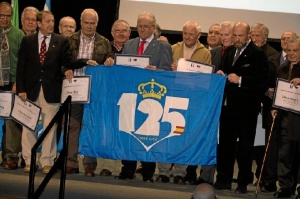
[
  {"left": 177, "top": 58, "right": 215, "bottom": 74},
  {"left": 273, "top": 78, "right": 300, "bottom": 114},
  {"left": 0, "top": 91, "right": 13, "bottom": 118},
  {"left": 114, "top": 54, "right": 151, "bottom": 68},
  {"left": 61, "top": 76, "right": 91, "bottom": 103},
  {"left": 11, "top": 95, "right": 41, "bottom": 132}
]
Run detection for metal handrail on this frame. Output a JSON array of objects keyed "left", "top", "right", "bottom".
[{"left": 28, "top": 95, "right": 72, "bottom": 199}]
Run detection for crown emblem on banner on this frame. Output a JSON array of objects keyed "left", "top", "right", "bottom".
[{"left": 138, "top": 79, "right": 167, "bottom": 100}]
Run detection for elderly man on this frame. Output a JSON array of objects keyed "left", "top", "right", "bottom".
[
  {"left": 65, "top": 9, "right": 112, "bottom": 176},
  {"left": 17, "top": 10, "right": 97, "bottom": 174},
  {"left": 0, "top": 2, "right": 24, "bottom": 170},
  {"left": 21, "top": 6, "right": 38, "bottom": 35},
  {"left": 188, "top": 21, "right": 235, "bottom": 186},
  {"left": 214, "top": 21, "right": 268, "bottom": 194},
  {"left": 206, "top": 24, "right": 221, "bottom": 50},
  {"left": 59, "top": 16, "right": 76, "bottom": 38},
  {"left": 157, "top": 21, "right": 211, "bottom": 184},
  {"left": 250, "top": 23, "right": 278, "bottom": 191},
  {"left": 272, "top": 36, "right": 300, "bottom": 198},
  {"left": 99, "top": 19, "right": 131, "bottom": 176},
  {"left": 114, "top": 11, "right": 172, "bottom": 182}
]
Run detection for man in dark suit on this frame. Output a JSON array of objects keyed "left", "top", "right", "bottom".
[
  {"left": 272, "top": 36, "right": 300, "bottom": 198},
  {"left": 258, "top": 30, "right": 297, "bottom": 192},
  {"left": 114, "top": 11, "right": 172, "bottom": 182},
  {"left": 214, "top": 21, "right": 269, "bottom": 194},
  {"left": 16, "top": 10, "right": 96, "bottom": 174},
  {"left": 249, "top": 23, "right": 278, "bottom": 191}
]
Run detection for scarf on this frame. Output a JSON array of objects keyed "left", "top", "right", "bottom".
[{"left": 0, "top": 24, "right": 12, "bottom": 86}]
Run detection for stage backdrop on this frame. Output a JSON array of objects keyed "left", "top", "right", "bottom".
[{"left": 79, "top": 65, "right": 226, "bottom": 166}]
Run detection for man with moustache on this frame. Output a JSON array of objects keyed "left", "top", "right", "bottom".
[{"left": 214, "top": 21, "right": 268, "bottom": 194}]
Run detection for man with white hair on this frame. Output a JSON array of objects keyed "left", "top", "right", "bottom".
[{"left": 191, "top": 183, "right": 217, "bottom": 199}]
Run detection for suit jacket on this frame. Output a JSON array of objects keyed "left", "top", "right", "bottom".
[
  {"left": 276, "top": 61, "right": 300, "bottom": 140},
  {"left": 122, "top": 35, "right": 172, "bottom": 71},
  {"left": 17, "top": 32, "right": 87, "bottom": 103},
  {"left": 221, "top": 41, "right": 269, "bottom": 115},
  {"left": 68, "top": 31, "right": 112, "bottom": 63},
  {"left": 261, "top": 43, "right": 277, "bottom": 58}
]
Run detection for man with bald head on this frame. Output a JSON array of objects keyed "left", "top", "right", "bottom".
[
  {"left": 214, "top": 21, "right": 268, "bottom": 194},
  {"left": 191, "top": 183, "right": 217, "bottom": 199},
  {"left": 59, "top": 16, "right": 76, "bottom": 38},
  {"left": 159, "top": 21, "right": 211, "bottom": 185}
]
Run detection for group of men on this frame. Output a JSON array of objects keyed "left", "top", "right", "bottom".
[{"left": 1, "top": 2, "right": 300, "bottom": 198}]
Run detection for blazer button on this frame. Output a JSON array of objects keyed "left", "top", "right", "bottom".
[{"left": 39, "top": 79, "right": 42, "bottom": 82}]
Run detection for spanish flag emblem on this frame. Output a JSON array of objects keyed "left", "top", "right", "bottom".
[{"left": 173, "top": 126, "right": 185, "bottom": 134}]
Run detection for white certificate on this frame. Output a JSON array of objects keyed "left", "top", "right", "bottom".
[
  {"left": 61, "top": 76, "right": 91, "bottom": 103},
  {"left": 114, "top": 54, "right": 151, "bottom": 68},
  {"left": 273, "top": 78, "right": 300, "bottom": 114},
  {"left": 177, "top": 58, "right": 215, "bottom": 74},
  {"left": 0, "top": 91, "right": 13, "bottom": 118},
  {"left": 11, "top": 95, "right": 41, "bottom": 132}
]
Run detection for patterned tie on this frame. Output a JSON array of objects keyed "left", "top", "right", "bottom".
[
  {"left": 137, "top": 40, "right": 146, "bottom": 55},
  {"left": 233, "top": 47, "right": 241, "bottom": 64},
  {"left": 40, "top": 36, "right": 47, "bottom": 65}
]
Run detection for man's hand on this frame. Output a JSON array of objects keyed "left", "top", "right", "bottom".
[
  {"left": 171, "top": 63, "right": 177, "bottom": 71},
  {"left": 216, "top": 70, "right": 225, "bottom": 76},
  {"left": 271, "top": 110, "right": 277, "bottom": 119},
  {"left": 227, "top": 73, "right": 240, "bottom": 84},
  {"left": 18, "top": 92, "right": 27, "bottom": 101},
  {"left": 87, "top": 60, "right": 98, "bottom": 66},
  {"left": 64, "top": 69, "right": 74, "bottom": 80},
  {"left": 104, "top": 57, "right": 114, "bottom": 66},
  {"left": 12, "top": 82, "right": 16, "bottom": 93},
  {"left": 145, "top": 65, "right": 157, "bottom": 70},
  {"left": 290, "top": 77, "right": 300, "bottom": 87}
]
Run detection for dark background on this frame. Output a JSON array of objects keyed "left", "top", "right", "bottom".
[{"left": 6, "top": 0, "right": 281, "bottom": 50}]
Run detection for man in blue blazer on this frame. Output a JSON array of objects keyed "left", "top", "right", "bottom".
[{"left": 115, "top": 11, "right": 172, "bottom": 182}]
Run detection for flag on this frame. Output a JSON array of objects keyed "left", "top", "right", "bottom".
[
  {"left": 79, "top": 65, "right": 226, "bottom": 165},
  {"left": 11, "top": 0, "right": 19, "bottom": 28},
  {"left": 44, "top": 0, "right": 51, "bottom": 11}
]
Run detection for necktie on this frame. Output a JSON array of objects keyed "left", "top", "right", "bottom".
[
  {"left": 233, "top": 47, "right": 241, "bottom": 64},
  {"left": 137, "top": 40, "right": 146, "bottom": 55},
  {"left": 40, "top": 36, "right": 47, "bottom": 65},
  {"left": 222, "top": 46, "right": 226, "bottom": 56}
]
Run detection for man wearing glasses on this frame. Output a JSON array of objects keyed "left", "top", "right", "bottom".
[{"left": 0, "top": 2, "right": 24, "bottom": 170}]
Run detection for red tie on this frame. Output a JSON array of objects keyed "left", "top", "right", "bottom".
[
  {"left": 138, "top": 40, "right": 146, "bottom": 55},
  {"left": 40, "top": 36, "right": 47, "bottom": 65}
]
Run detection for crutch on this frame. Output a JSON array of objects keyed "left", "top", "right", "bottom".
[{"left": 254, "top": 112, "right": 277, "bottom": 198}]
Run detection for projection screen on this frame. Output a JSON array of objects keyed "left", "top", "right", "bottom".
[{"left": 119, "top": 0, "right": 300, "bottom": 39}]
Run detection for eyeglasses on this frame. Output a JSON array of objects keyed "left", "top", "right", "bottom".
[
  {"left": 24, "top": 18, "right": 37, "bottom": 22},
  {"left": 114, "top": 29, "right": 129, "bottom": 34},
  {"left": 0, "top": 14, "right": 12, "bottom": 19},
  {"left": 137, "top": 25, "right": 153, "bottom": 30}
]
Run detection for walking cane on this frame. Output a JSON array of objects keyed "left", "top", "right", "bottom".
[{"left": 254, "top": 112, "right": 277, "bottom": 198}]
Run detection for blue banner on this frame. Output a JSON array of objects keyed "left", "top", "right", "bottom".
[{"left": 79, "top": 65, "right": 226, "bottom": 165}]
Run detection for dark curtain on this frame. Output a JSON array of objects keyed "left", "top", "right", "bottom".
[{"left": 13, "top": 0, "right": 119, "bottom": 40}]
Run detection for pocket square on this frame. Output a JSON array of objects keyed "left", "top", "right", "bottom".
[{"left": 242, "top": 64, "right": 250, "bottom": 67}]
